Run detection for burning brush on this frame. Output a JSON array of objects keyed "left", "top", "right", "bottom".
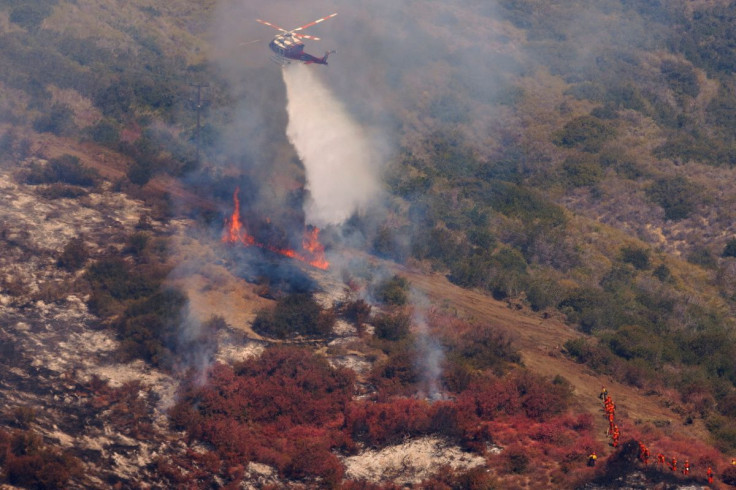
[{"left": 222, "top": 187, "right": 329, "bottom": 270}]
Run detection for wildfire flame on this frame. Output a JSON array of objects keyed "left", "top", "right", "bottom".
[
  {"left": 222, "top": 187, "right": 255, "bottom": 246},
  {"left": 222, "top": 187, "right": 329, "bottom": 270}
]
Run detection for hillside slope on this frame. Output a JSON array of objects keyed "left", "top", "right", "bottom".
[{"left": 2, "top": 0, "right": 736, "bottom": 487}]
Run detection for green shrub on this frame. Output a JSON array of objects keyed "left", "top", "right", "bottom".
[
  {"left": 558, "top": 288, "right": 627, "bottom": 333},
  {"left": 526, "top": 274, "right": 563, "bottom": 311},
  {"left": 448, "top": 325, "right": 521, "bottom": 371},
  {"left": 605, "top": 83, "right": 648, "bottom": 112},
  {"left": 603, "top": 325, "right": 660, "bottom": 363},
  {"left": 661, "top": 59, "right": 699, "bottom": 98},
  {"left": 85, "top": 257, "right": 159, "bottom": 303},
  {"left": 687, "top": 246, "right": 717, "bottom": 269},
  {"left": 32, "top": 103, "right": 75, "bottom": 136},
  {"left": 467, "top": 228, "right": 495, "bottom": 250},
  {"left": 553, "top": 115, "right": 616, "bottom": 152},
  {"left": 483, "top": 180, "right": 566, "bottom": 226},
  {"left": 653, "top": 133, "right": 717, "bottom": 164},
  {"left": 621, "top": 245, "right": 650, "bottom": 270},
  {"left": 373, "top": 311, "right": 411, "bottom": 342},
  {"left": 127, "top": 160, "right": 154, "bottom": 186},
  {"left": 706, "top": 415, "right": 736, "bottom": 452},
  {"left": 117, "top": 288, "right": 189, "bottom": 366},
  {"left": 563, "top": 338, "right": 616, "bottom": 374},
  {"left": 252, "top": 293, "right": 334, "bottom": 339},
  {"left": 564, "top": 82, "right": 606, "bottom": 102},
  {"left": 646, "top": 176, "right": 700, "bottom": 220},
  {"left": 88, "top": 120, "right": 120, "bottom": 146},
  {"left": 374, "top": 275, "right": 410, "bottom": 306},
  {"left": 653, "top": 264, "right": 671, "bottom": 281},
  {"left": 562, "top": 155, "right": 603, "bottom": 187},
  {"left": 25, "top": 154, "right": 99, "bottom": 187}
]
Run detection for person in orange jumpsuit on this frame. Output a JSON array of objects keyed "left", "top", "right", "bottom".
[
  {"left": 638, "top": 442, "right": 650, "bottom": 465},
  {"left": 657, "top": 453, "right": 665, "bottom": 466},
  {"left": 682, "top": 459, "right": 690, "bottom": 475},
  {"left": 707, "top": 466, "right": 714, "bottom": 484},
  {"left": 612, "top": 425, "right": 620, "bottom": 447},
  {"left": 670, "top": 457, "right": 677, "bottom": 472}
]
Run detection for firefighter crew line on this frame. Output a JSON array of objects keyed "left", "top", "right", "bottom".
[{"left": 593, "top": 386, "right": 720, "bottom": 484}]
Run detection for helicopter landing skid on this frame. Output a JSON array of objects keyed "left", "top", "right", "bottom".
[{"left": 269, "top": 54, "right": 291, "bottom": 66}]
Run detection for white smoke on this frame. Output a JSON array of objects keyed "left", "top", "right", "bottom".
[
  {"left": 411, "top": 289, "right": 444, "bottom": 400},
  {"left": 282, "top": 63, "right": 382, "bottom": 227}
]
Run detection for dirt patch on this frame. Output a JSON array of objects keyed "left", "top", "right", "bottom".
[{"left": 166, "top": 223, "right": 273, "bottom": 340}]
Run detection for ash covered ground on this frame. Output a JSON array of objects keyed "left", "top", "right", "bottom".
[{"left": 0, "top": 159, "right": 182, "bottom": 486}]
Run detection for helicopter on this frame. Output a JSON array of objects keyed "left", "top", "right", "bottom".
[{"left": 256, "top": 13, "right": 337, "bottom": 65}]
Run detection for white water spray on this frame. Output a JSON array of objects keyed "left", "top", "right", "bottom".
[{"left": 282, "top": 64, "right": 381, "bottom": 227}]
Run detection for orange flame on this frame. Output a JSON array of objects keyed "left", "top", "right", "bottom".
[
  {"left": 222, "top": 187, "right": 256, "bottom": 246},
  {"left": 222, "top": 187, "right": 329, "bottom": 270},
  {"left": 302, "top": 227, "right": 330, "bottom": 270}
]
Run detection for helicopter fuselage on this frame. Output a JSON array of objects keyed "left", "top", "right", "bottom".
[
  {"left": 269, "top": 35, "right": 329, "bottom": 65},
  {"left": 257, "top": 13, "right": 337, "bottom": 66}
]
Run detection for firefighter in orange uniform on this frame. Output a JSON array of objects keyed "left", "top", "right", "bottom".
[
  {"left": 612, "top": 425, "right": 620, "bottom": 447},
  {"left": 637, "top": 442, "right": 650, "bottom": 466}
]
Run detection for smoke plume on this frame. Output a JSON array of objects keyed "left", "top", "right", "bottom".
[
  {"left": 282, "top": 64, "right": 382, "bottom": 227},
  {"left": 411, "top": 289, "right": 444, "bottom": 400}
]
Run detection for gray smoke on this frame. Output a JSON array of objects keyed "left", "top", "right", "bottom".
[{"left": 411, "top": 289, "right": 444, "bottom": 400}]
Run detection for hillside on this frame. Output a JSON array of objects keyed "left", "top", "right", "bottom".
[{"left": 1, "top": 0, "right": 736, "bottom": 488}]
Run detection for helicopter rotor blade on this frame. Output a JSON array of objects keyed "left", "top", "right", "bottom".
[
  {"left": 256, "top": 19, "right": 288, "bottom": 33},
  {"left": 294, "top": 33, "right": 320, "bottom": 41},
  {"left": 291, "top": 12, "right": 337, "bottom": 33}
]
